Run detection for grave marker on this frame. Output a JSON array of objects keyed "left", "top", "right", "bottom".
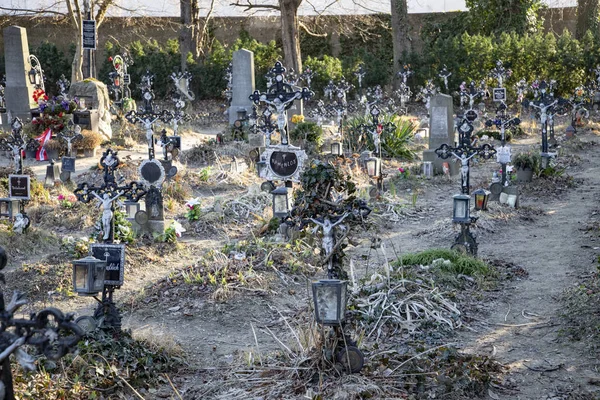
[
  {"left": 3, "top": 26, "right": 36, "bottom": 123},
  {"left": 229, "top": 49, "right": 255, "bottom": 125},
  {"left": 422, "top": 94, "right": 456, "bottom": 175}
]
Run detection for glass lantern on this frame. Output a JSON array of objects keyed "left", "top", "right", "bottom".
[
  {"left": 0, "top": 198, "right": 19, "bottom": 219},
  {"left": 271, "top": 186, "right": 291, "bottom": 218},
  {"left": 256, "top": 160, "right": 267, "bottom": 178},
  {"left": 331, "top": 142, "right": 343, "bottom": 156},
  {"left": 28, "top": 67, "right": 40, "bottom": 86},
  {"left": 72, "top": 255, "right": 107, "bottom": 296},
  {"left": 365, "top": 157, "right": 381, "bottom": 178},
  {"left": 312, "top": 279, "right": 348, "bottom": 325},
  {"left": 472, "top": 188, "right": 490, "bottom": 211},
  {"left": 452, "top": 194, "right": 471, "bottom": 223}
]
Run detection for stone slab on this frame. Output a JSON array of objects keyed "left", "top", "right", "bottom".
[{"left": 229, "top": 49, "right": 255, "bottom": 124}]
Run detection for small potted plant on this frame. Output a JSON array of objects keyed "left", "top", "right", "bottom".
[{"left": 512, "top": 152, "right": 539, "bottom": 182}]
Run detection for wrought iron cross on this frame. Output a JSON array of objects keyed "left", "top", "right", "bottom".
[
  {"left": 435, "top": 141, "right": 496, "bottom": 195},
  {"left": 58, "top": 121, "right": 83, "bottom": 157},
  {"left": 74, "top": 149, "right": 146, "bottom": 242},
  {"left": 249, "top": 61, "right": 314, "bottom": 146},
  {"left": 0, "top": 117, "right": 39, "bottom": 174}
]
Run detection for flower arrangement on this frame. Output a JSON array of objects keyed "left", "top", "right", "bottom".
[
  {"left": 58, "top": 193, "right": 77, "bottom": 208},
  {"left": 185, "top": 198, "right": 202, "bottom": 221},
  {"left": 31, "top": 89, "right": 78, "bottom": 133},
  {"left": 397, "top": 167, "right": 410, "bottom": 179},
  {"left": 291, "top": 114, "right": 305, "bottom": 124}
]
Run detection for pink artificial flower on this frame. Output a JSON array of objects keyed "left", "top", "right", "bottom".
[{"left": 58, "top": 194, "right": 65, "bottom": 200}]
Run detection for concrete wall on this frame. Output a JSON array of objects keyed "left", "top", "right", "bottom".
[{"left": 0, "top": 7, "right": 580, "bottom": 70}]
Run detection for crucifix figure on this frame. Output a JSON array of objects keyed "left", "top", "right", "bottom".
[
  {"left": 0, "top": 117, "right": 38, "bottom": 175},
  {"left": 300, "top": 67, "right": 315, "bottom": 89},
  {"left": 249, "top": 61, "right": 314, "bottom": 146},
  {"left": 354, "top": 64, "right": 366, "bottom": 92},
  {"left": 397, "top": 64, "right": 413, "bottom": 85},
  {"left": 489, "top": 59, "right": 511, "bottom": 88},
  {"left": 438, "top": 65, "right": 452, "bottom": 93},
  {"left": 309, "top": 213, "right": 349, "bottom": 277},
  {"left": 125, "top": 110, "right": 161, "bottom": 160},
  {"left": 435, "top": 142, "right": 497, "bottom": 194},
  {"left": 92, "top": 191, "right": 124, "bottom": 241},
  {"left": 58, "top": 122, "right": 83, "bottom": 157},
  {"left": 74, "top": 149, "right": 146, "bottom": 243}
]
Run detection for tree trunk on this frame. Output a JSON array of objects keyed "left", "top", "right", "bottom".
[
  {"left": 576, "top": 0, "right": 600, "bottom": 39},
  {"left": 390, "top": 0, "right": 411, "bottom": 80},
  {"left": 69, "top": 0, "right": 84, "bottom": 83},
  {"left": 279, "top": 0, "right": 302, "bottom": 73},
  {"left": 180, "top": 0, "right": 194, "bottom": 70}
]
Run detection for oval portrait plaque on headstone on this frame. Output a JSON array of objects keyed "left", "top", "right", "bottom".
[
  {"left": 139, "top": 159, "right": 165, "bottom": 187},
  {"left": 269, "top": 151, "right": 299, "bottom": 178}
]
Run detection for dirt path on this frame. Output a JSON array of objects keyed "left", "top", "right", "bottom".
[{"left": 454, "top": 135, "right": 600, "bottom": 399}]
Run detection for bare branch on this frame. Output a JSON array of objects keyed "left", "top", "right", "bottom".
[
  {"left": 298, "top": 20, "right": 327, "bottom": 37},
  {"left": 230, "top": 0, "right": 280, "bottom": 12},
  {"left": 95, "top": 0, "right": 115, "bottom": 27},
  {"left": 0, "top": 5, "right": 65, "bottom": 17},
  {"left": 65, "top": 0, "right": 79, "bottom": 28}
]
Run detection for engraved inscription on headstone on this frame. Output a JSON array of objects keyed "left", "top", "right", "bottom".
[
  {"left": 8, "top": 174, "right": 30, "bottom": 199},
  {"left": 430, "top": 107, "right": 448, "bottom": 138},
  {"left": 269, "top": 151, "right": 299, "bottom": 178},
  {"left": 62, "top": 156, "right": 76, "bottom": 172},
  {"left": 91, "top": 243, "right": 125, "bottom": 286}
]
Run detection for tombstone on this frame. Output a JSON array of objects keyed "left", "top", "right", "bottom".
[
  {"left": 229, "top": 49, "right": 255, "bottom": 125},
  {"left": 69, "top": 80, "right": 112, "bottom": 139},
  {"left": 422, "top": 94, "right": 457, "bottom": 175},
  {"left": 136, "top": 159, "right": 166, "bottom": 233},
  {"left": 3, "top": 26, "right": 36, "bottom": 125}
]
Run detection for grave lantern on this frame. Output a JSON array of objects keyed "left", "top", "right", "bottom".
[
  {"left": 331, "top": 141, "right": 343, "bottom": 156},
  {"left": 271, "top": 186, "right": 291, "bottom": 218},
  {"left": 423, "top": 162, "right": 433, "bottom": 179},
  {"left": 473, "top": 188, "right": 491, "bottom": 211},
  {"left": 28, "top": 67, "right": 40, "bottom": 87},
  {"left": 45, "top": 160, "right": 61, "bottom": 187},
  {"left": 452, "top": 194, "right": 471, "bottom": 223},
  {"left": 365, "top": 156, "right": 381, "bottom": 178},
  {"left": 72, "top": 255, "right": 107, "bottom": 296},
  {"left": 312, "top": 279, "right": 348, "bottom": 325},
  {"left": 0, "top": 198, "right": 19, "bottom": 219}
]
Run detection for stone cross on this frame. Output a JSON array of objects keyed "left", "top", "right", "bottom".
[{"left": 249, "top": 61, "right": 314, "bottom": 146}]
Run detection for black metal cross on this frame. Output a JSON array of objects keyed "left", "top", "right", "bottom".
[
  {"left": 435, "top": 142, "right": 496, "bottom": 195},
  {"left": 74, "top": 148, "right": 146, "bottom": 243},
  {"left": 125, "top": 107, "right": 162, "bottom": 160},
  {"left": 0, "top": 117, "right": 39, "bottom": 174},
  {"left": 58, "top": 120, "right": 83, "bottom": 157},
  {"left": 249, "top": 61, "right": 314, "bottom": 146}
]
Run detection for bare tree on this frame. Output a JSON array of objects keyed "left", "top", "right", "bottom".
[
  {"left": 0, "top": 1, "right": 116, "bottom": 83},
  {"left": 230, "top": 0, "right": 303, "bottom": 72},
  {"left": 576, "top": 0, "right": 600, "bottom": 39},
  {"left": 390, "top": 0, "right": 410, "bottom": 79},
  {"left": 180, "top": 0, "right": 217, "bottom": 70}
]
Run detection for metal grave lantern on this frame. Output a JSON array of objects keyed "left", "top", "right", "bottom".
[
  {"left": 256, "top": 160, "right": 267, "bottom": 178},
  {"left": 0, "top": 198, "right": 19, "bottom": 219},
  {"left": 365, "top": 156, "right": 381, "bottom": 178},
  {"left": 312, "top": 279, "right": 348, "bottom": 325},
  {"left": 72, "top": 255, "right": 107, "bottom": 296},
  {"left": 331, "top": 141, "right": 343, "bottom": 156},
  {"left": 45, "top": 159, "right": 61, "bottom": 187},
  {"left": 452, "top": 194, "right": 471, "bottom": 223},
  {"left": 271, "top": 185, "right": 291, "bottom": 218},
  {"left": 473, "top": 188, "right": 491, "bottom": 211},
  {"left": 423, "top": 161, "right": 433, "bottom": 179}
]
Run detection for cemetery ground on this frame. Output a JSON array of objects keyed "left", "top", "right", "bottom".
[{"left": 2, "top": 108, "right": 600, "bottom": 399}]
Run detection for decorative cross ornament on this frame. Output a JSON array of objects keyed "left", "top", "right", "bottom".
[
  {"left": 438, "top": 65, "right": 452, "bottom": 93},
  {"left": 489, "top": 59, "right": 512, "bottom": 88},
  {"left": 58, "top": 121, "right": 83, "bottom": 157},
  {"left": 300, "top": 67, "right": 316, "bottom": 88},
  {"left": 435, "top": 142, "right": 496, "bottom": 194},
  {"left": 0, "top": 117, "right": 39, "bottom": 174},
  {"left": 74, "top": 149, "right": 146, "bottom": 242},
  {"left": 354, "top": 64, "right": 367, "bottom": 90},
  {"left": 249, "top": 61, "right": 314, "bottom": 146}
]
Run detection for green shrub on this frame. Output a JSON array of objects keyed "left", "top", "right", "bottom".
[
  {"left": 395, "top": 248, "right": 490, "bottom": 276},
  {"left": 290, "top": 121, "right": 324, "bottom": 149},
  {"left": 32, "top": 41, "right": 72, "bottom": 95},
  {"left": 304, "top": 55, "right": 343, "bottom": 97},
  {"left": 512, "top": 151, "right": 540, "bottom": 173}
]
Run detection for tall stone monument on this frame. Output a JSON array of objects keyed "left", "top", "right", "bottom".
[
  {"left": 229, "top": 49, "right": 255, "bottom": 124},
  {"left": 3, "top": 26, "right": 36, "bottom": 124},
  {"left": 422, "top": 94, "right": 457, "bottom": 175}
]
